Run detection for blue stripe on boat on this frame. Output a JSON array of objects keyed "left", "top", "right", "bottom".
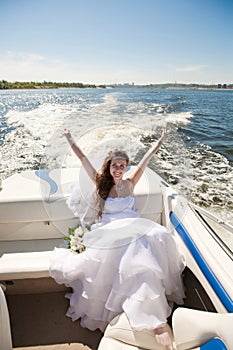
[
  {"left": 170, "top": 211, "right": 233, "bottom": 312},
  {"left": 200, "top": 338, "right": 227, "bottom": 350},
  {"left": 35, "top": 170, "right": 58, "bottom": 195}
]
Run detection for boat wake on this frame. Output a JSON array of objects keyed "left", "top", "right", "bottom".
[{"left": 1, "top": 90, "right": 233, "bottom": 225}]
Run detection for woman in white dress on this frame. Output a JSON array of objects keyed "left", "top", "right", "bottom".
[{"left": 50, "top": 128, "right": 185, "bottom": 350}]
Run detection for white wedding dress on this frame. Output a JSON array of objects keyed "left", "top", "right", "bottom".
[{"left": 49, "top": 195, "right": 185, "bottom": 332}]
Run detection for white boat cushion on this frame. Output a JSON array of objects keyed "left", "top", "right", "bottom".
[
  {"left": 0, "top": 286, "right": 12, "bottom": 350},
  {"left": 172, "top": 307, "right": 233, "bottom": 350},
  {"left": 0, "top": 167, "right": 163, "bottom": 242},
  {"left": 0, "top": 168, "right": 163, "bottom": 224},
  {"left": 98, "top": 312, "right": 172, "bottom": 350},
  {"left": 0, "top": 251, "right": 52, "bottom": 280}
]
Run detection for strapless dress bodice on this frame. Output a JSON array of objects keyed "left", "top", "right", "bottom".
[{"left": 101, "top": 196, "right": 139, "bottom": 225}]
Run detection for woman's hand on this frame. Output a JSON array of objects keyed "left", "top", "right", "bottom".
[
  {"left": 128, "top": 127, "right": 167, "bottom": 187},
  {"left": 159, "top": 127, "right": 167, "bottom": 143},
  {"left": 60, "top": 128, "right": 71, "bottom": 138}
]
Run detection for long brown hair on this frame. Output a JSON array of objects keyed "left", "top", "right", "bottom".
[{"left": 95, "top": 149, "right": 129, "bottom": 217}]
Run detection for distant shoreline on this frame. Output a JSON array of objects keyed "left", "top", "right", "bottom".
[{"left": 0, "top": 80, "right": 232, "bottom": 90}]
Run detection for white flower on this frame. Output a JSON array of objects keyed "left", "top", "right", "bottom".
[{"left": 64, "top": 225, "right": 88, "bottom": 253}]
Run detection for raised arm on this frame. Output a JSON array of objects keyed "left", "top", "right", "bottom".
[
  {"left": 128, "top": 128, "right": 166, "bottom": 187},
  {"left": 62, "top": 128, "right": 97, "bottom": 183}
]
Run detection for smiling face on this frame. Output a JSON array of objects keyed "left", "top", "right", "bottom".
[{"left": 110, "top": 157, "right": 128, "bottom": 183}]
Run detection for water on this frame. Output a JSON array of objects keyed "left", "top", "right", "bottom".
[{"left": 0, "top": 88, "right": 233, "bottom": 225}]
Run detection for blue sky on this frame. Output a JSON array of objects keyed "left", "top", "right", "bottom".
[{"left": 0, "top": 0, "right": 232, "bottom": 85}]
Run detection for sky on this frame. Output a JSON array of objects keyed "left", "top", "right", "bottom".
[{"left": 0, "top": 0, "right": 233, "bottom": 85}]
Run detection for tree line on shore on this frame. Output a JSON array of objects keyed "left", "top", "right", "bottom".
[
  {"left": 0, "top": 80, "right": 232, "bottom": 90},
  {"left": 0, "top": 80, "right": 97, "bottom": 89}
]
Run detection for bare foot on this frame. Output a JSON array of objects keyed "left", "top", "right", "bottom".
[{"left": 154, "top": 324, "right": 173, "bottom": 350}]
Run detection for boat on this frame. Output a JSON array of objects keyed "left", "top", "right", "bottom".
[{"left": 0, "top": 166, "right": 233, "bottom": 350}]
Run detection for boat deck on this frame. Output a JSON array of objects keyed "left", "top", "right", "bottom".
[
  {"left": 7, "top": 292, "right": 101, "bottom": 350},
  {"left": 5, "top": 278, "right": 102, "bottom": 350}
]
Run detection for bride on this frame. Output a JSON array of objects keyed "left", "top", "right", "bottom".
[{"left": 50, "top": 128, "right": 185, "bottom": 350}]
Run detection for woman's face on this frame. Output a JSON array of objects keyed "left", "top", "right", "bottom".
[{"left": 110, "top": 157, "right": 127, "bottom": 182}]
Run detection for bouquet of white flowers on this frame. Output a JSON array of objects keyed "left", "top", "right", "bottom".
[{"left": 64, "top": 225, "right": 89, "bottom": 253}]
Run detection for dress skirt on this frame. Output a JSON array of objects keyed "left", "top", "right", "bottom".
[{"left": 50, "top": 217, "right": 185, "bottom": 332}]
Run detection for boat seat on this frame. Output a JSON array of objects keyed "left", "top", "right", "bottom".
[
  {"left": 0, "top": 167, "right": 163, "bottom": 244},
  {"left": 97, "top": 312, "right": 173, "bottom": 350},
  {"left": 0, "top": 285, "right": 12, "bottom": 350},
  {"left": 172, "top": 307, "right": 233, "bottom": 350},
  {"left": 97, "top": 309, "right": 233, "bottom": 350},
  {"left": 0, "top": 251, "right": 52, "bottom": 280}
]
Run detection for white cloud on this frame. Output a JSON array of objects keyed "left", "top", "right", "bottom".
[
  {"left": 0, "top": 51, "right": 75, "bottom": 82},
  {"left": 176, "top": 64, "right": 208, "bottom": 72}
]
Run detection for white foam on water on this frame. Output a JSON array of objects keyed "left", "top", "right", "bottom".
[
  {"left": 6, "top": 103, "right": 74, "bottom": 139},
  {"left": 50, "top": 123, "right": 147, "bottom": 170},
  {"left": 165, "top": 111, "right": 193, "bottom": 125}
]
